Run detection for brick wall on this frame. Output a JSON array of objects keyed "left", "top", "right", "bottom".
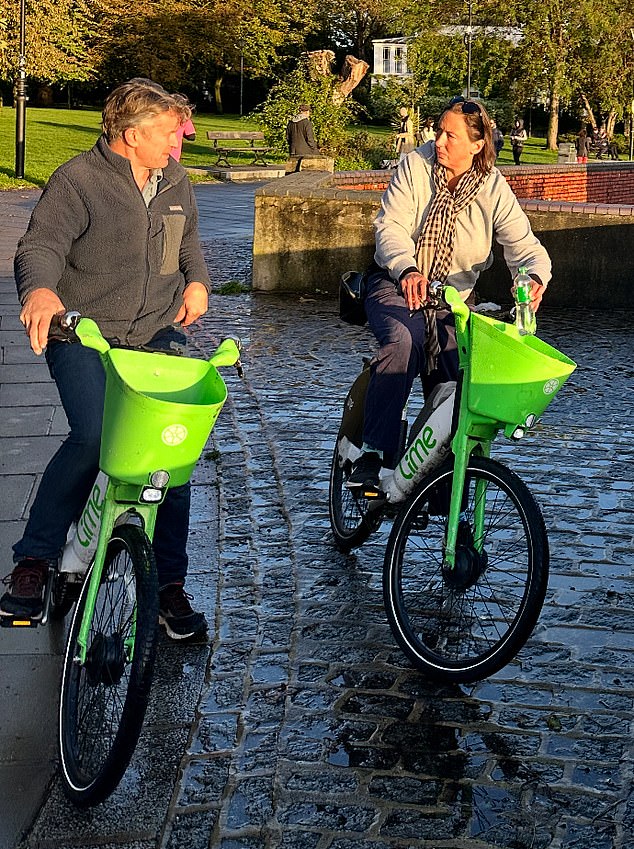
[{"left": 334, "top": 162, "right": 634, "bottom": 205}]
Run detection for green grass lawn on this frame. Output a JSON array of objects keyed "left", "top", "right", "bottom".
[{"left": 0, "top": 106, "right": 558, "bottom": 189}]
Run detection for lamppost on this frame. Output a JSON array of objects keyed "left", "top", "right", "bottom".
[
  {"left": 15, "top": 0, "right": 27, "bottom": 178},
  {"left": 240, "top": 47, "right": 244, "bottom": 117},
  {"left": 630, "top": 29, "right": 634, "bottom": 161},
  {"left": 465, "top": 0, "right": 473, "bottom": 98}
]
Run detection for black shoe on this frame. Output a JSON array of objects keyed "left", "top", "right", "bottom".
[
  {"left": 159, "top": 583, "right": 208, "bottom": 641},
  {"left": 346, "top": 452, "right": 382, "bottom": 490},
  {"left": 0, "top": 558, "right": 51, "bottom": 620}
]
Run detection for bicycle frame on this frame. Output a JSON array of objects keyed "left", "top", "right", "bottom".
[
  {"left": 441, "top": 287, "right": 497, "bottom": 569},
  {"left": 68, "top": 316, "right": 241, "bottom": 661}
]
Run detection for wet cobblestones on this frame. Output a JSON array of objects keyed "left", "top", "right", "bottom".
[
  {"left": 6, "top": 184, "right": 634, "bottom": 848},
  {"left": 166, "top": 291, "right": 634, "bottom": 849}
]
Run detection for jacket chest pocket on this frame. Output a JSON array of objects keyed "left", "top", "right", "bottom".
[{"left": 160, "top": 214, "right": 186, "bottom": 275}]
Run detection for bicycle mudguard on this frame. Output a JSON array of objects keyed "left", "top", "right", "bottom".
[{"left": 337, "top": 361, "right": 371, "bottom": 446}]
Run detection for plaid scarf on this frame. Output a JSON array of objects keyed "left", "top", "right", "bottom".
[{"left": 414, "top": 162, "right": 489, "bottom": 372}]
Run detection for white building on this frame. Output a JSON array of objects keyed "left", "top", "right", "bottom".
[
  {"left": 371, "top": 37, "right": 412, "bottom": 82},
  {"left": 371, "top": 28, "right": 521, "bottom": 85}
]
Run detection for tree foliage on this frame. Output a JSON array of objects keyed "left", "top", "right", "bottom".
[
  {"left": 253, "top": 54, "right": 360, "bottom": 156},
  {"left": 0, "top": 0, "right": 98, "bottom": 84}
]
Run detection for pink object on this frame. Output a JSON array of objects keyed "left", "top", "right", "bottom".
[{"left": 170, "top": 118, "right": 196, "bottom": 162}]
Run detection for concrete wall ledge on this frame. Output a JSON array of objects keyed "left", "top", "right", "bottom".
[{"left": 252, "top": 169, "right": 634, "bottom": 307}]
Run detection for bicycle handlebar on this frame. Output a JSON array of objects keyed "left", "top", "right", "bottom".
[
  {"left": 51, "top": 311, "right": 243, "bottom": 371},
  {"left": 426, "top": 282, "right": 470, "bottom": 334}
]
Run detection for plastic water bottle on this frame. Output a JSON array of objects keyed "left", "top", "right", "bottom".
[{"left": 513, "top": 266, "right": 536, "bottom": 336}]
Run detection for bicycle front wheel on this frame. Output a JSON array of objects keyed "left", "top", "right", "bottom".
[
  {"left": 329, "top": 444, "right": 382, "bottom": 552},
  {"left": 59, "top": 524, "right": 158, "bottom": 807},
  {"left": 383, "top": 456, "right": 549, "bottom": 683}
]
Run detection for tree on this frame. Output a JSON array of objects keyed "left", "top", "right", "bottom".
[
  {"left": 312, "top": 0, "right": 413, "bottom": 62},
  {"left": 94, "top": 0, "right": 312, "bottom": 111},
  {"left": 0, "top": 0, "right": 98, "bottom": 87},
  {"left": 254, "top": 53, "right": 361, "bottom": 154}
]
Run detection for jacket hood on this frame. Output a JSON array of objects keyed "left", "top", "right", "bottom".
[{"left": 291, "top": 112, "right": 310, "bottom": 123}]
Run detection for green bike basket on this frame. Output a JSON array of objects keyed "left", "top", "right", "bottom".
[
  {"left": 467, "top": 312, "right": 576, "bottom": 427},
  {"left": 99, "top": 348, "right": 228, "bottom": 486}
]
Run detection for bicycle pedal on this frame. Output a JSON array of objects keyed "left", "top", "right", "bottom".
[{"left": 0, "top": 615, "right": 41, "bottom": 628}]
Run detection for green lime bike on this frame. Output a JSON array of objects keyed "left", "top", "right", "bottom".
[
  {"left": 329, "top": 284, "right": 576, "bottom": 683},
  {"left": 45, "top": 313, "right": 239, "bottom": 807}
]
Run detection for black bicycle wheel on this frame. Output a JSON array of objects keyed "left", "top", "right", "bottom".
[
  {"left": 59, "top": 524, "right": 158, "bottom": 807},
  {"left": 383, "top": 456, "right": 548, "bottom": 683},
  {"left": 329, "top": 443, "right": 383, "bottom": 552}
]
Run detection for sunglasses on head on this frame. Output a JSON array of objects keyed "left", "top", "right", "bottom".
[{"left": 448, "top": 95, "right": 482, "bottom": 115}]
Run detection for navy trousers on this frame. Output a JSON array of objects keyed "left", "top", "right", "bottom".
[
  {"left": 14, "top": 328, "right": 190, "bottom": 586},
  {"left": 363, "top": 268, "right": 459, "bottom": 467}
]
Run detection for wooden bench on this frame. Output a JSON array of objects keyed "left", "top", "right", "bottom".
[{"left": 206, "top": 131, "right": 271, "bottom": 167}]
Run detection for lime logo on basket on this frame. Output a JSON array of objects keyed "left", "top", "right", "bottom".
[
  {"left": 543, "top": 379, "right": 559, "bottom": 395},
  {"left": 162, "top": 424, "right": 188, "bottom": 446}
]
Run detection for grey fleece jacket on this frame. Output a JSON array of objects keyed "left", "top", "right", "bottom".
[
  {"left": 374, "top": 141, "right": 551, "bottom": 296},
  {"left": 15, "top": 135, "right": 211, "bottom": 347}
]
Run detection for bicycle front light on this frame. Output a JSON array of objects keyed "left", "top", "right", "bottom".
[{"left": 139, "top": 470, "right": 170, "bottom": 503}]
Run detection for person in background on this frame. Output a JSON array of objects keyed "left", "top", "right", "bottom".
[
  {"left": 510, "top": 117, "right": 527, "bottom": 165},
  {"left": 575, "top": 128, "right": 591, "bottom": 163},
  {"left": 491, "top": 119, "right": 504, "bottom": 159},
  {"left": 395, "top": 107, "right": 415, "bottom": 159},
  {"left": 170, "top": 98, "right": 196, "bottom": 161},
  {"left": 347, "top": 96, "right": 550, "bottom": 490},
  {"left": 1, "top": 80, "right": 212, "bottom": 641},
  {"left": 286, "top": 103, "right": 320, "bottom": 157},
  {"left": 419, "top": 116, "right": 435, "bottom": 144}
]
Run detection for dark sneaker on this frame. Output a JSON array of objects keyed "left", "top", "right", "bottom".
[
  {"left": 159, "top": 583, "right": 208, "bottom": 641},
  {"left": 0, "top": 558, "right": 51, "bottom": 621},
  {"left": 346, "top": 452, "right": 382, "bottom": 490}
]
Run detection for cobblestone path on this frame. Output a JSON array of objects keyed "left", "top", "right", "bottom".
[
  {"left": 167, "top": 295, "right": 633, "bottom": 849},
  {"left": 10, "top": 184, "right": 634, "bottom": 849}
]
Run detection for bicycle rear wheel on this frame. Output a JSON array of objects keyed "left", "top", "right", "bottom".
[
  {"left": 329, "top": 444, "right": 382, "bottom": 552},
  {"left": 59, "top": 524, "right": 158, "bottom": 807},
  {"left": 383, "top": 456, "right": 548, "bottom": 683}
]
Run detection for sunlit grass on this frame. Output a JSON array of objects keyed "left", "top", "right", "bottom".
[{"left": 0, "top": 106, "right": 559, "bottom": 189}]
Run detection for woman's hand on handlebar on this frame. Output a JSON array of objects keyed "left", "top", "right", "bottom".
[
  {"left": 399, "top": 271, "right": 429, "bottom": 311},
  {"left": 19, "top": 287, "right": 66, "bottom": 356}
]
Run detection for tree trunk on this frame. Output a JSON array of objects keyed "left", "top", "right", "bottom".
[
  {"left": 214, "top": 75, "right": 224, "bottom": 113},
  {"left": 547, "top": 91, "right": 559, "bottom": 150},
  {"left": 580, "top": 93, "right": 597, "bottom": 133},
  {"left": 606, "top": 110, "right": 616, "bottom": 138}
]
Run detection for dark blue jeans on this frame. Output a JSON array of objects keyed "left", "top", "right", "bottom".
[
  {"left": 14, "top": 328, "right": 190, "bottom": 587},
  {"left": 363, "top": 268, "right": 458, "bottom": 467}
]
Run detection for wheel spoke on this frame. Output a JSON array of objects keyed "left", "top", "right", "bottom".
[
  {"left": 384, "top": 458, "right": 548, "bottom": 683},
  {"left": 59, "top": 525, "right": 158, "bottom": 805}
]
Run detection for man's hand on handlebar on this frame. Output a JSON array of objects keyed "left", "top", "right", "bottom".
[
  {"left": 399, "top": 271, "right": 429, "bottom": 311},
  {"left": 20, "top": 288, "right": 66, "bottom": 356}
]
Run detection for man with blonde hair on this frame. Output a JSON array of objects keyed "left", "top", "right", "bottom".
[{"left": 2, "top": 79, "right": 212, "bottom": 640}]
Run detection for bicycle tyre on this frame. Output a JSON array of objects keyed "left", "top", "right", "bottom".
[
  {"left": 329, "top": 444, "right": 382, "bottom": 553},
  {"left": 383, "top": 456, "right": 548, "bottom": 683},
  {"left": 59, "top": 524, "right": 158, "bottom": 807}
]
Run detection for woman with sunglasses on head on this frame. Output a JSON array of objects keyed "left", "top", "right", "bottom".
[{"left": 347, "top": 97, "right": 551, "bottom": 491}]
